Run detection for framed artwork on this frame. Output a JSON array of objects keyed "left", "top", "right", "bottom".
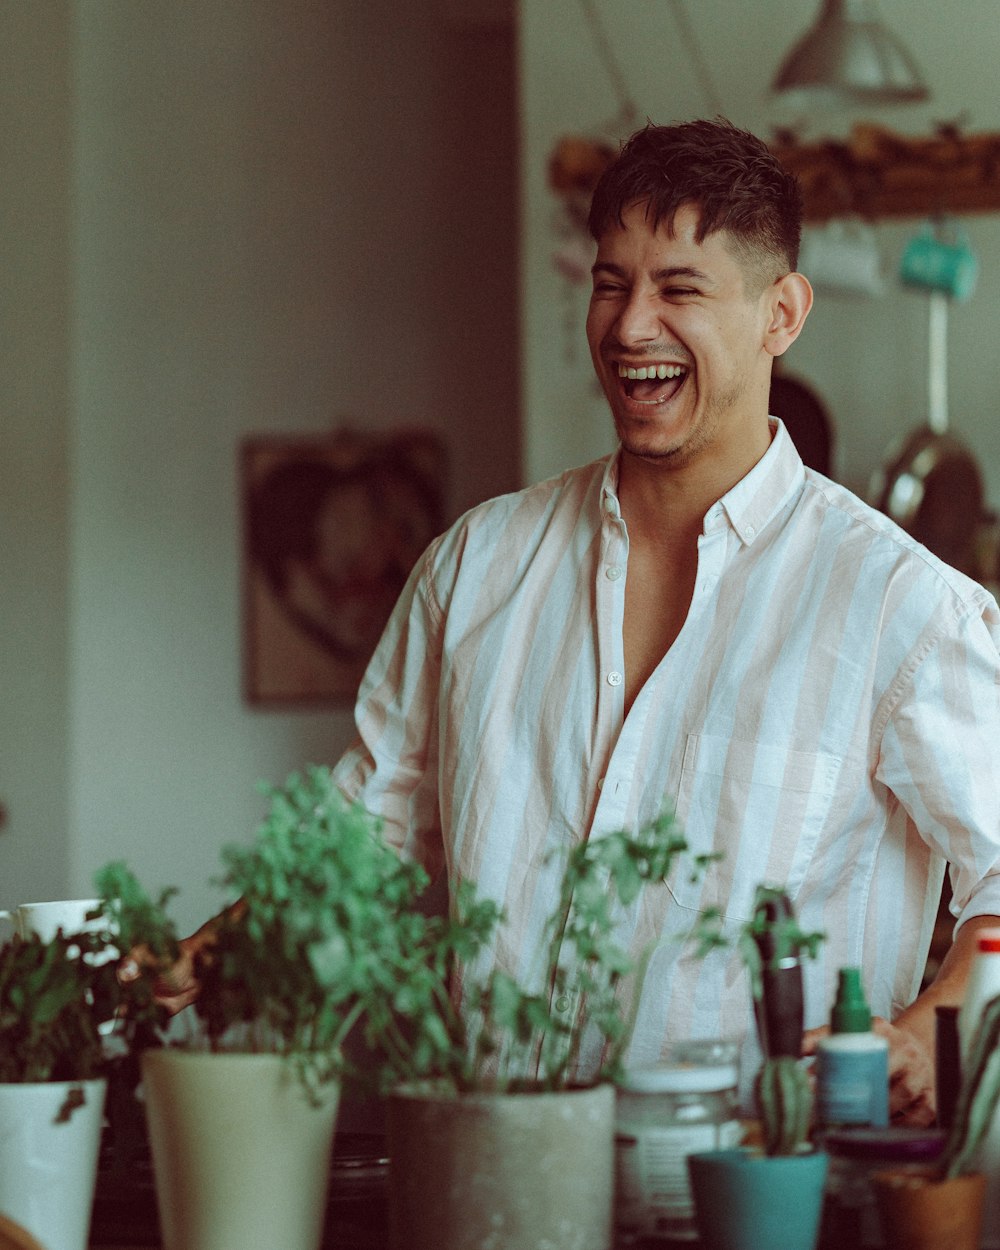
[{"left": 241, "top": 427, "right": 446, "bottom": 705}]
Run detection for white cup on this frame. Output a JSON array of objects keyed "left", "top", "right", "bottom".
[{"left": 0, "top": 898, "right": 105, "bottom": 942}]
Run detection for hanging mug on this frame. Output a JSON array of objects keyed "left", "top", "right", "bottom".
[
  {"left": 799, "top": 218, "right": 885, "bottom": 298},
  {"left": 899, "top": 224, "right": 978, "bottom": 301}
]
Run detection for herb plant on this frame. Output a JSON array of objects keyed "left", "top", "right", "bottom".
[
  {"left": 97, "top": 766, "right": 432, "bottom": 1099},
  {"left": 0, "top": 924, "right": 118, "bottom": 1087},
  {"left": 365, "top": 807, "right": 712, "bottom": 1093}
]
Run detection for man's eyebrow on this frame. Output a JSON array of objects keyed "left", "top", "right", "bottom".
[{"left": 590, "top": 261, "right": 713, "bottom": 284}]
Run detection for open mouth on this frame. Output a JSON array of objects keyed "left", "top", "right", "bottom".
[{"left": 617, "top": 362, "right": 688, "bottom": 405}]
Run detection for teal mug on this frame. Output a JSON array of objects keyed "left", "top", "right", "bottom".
[{"left": 899, "top": 226, "right": 978, "bottom": 300}]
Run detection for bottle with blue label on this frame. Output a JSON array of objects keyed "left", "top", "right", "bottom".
[{"left": 816, "top": 967, "right": 889, "bottom": 1129}]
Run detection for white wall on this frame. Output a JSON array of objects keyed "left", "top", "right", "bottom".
[
  {"left": 520, "top": 0, "right": 1000, "bottom": 507},
  {"left": 0, "top": 2, "right": 518, "bottom": 930},
  {"left": 0, "top": 5, "right": 73, "bottom": 904}
]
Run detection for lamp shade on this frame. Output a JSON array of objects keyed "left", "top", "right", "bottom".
[{"left": 772, "top": 0, "right": 929, "bottom": 107}]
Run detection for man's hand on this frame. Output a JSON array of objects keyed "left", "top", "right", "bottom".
[
  {"left": 802, "top": 1016, "right": 936, "bottom": 1126},
  {"left": 117, "top": 897, "right": 245, "bottom": 1015},
  {"left": 117, "top": 929, "right": 215, "bottom": 1015}
]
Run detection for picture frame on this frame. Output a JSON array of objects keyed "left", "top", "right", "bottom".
[{"left": 241, "top": 426, "right": 446, "bottom": 705}]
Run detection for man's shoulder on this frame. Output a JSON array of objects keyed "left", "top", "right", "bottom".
[
  {"left": 798, "top": 467, "right": 987, "bottom": 606},
  {"left": 443, "top": 456, "right": 611, "bottom": 543}
]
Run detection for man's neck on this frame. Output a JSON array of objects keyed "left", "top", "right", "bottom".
[{"left": 617, "top": 419, "right": 774, "bottom": 542}]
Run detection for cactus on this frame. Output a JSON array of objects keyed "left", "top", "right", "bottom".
[
  {"left": 940, "top": 991, "right": 1000, "bottom": 1179},
  {"left": 754, "top": 1055, "right": 814, "bottom": 1156}
]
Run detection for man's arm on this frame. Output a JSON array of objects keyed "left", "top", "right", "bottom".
[
  {"left": 804, "top": 913, "right": 1000, "bottom": 1125},
  {"left": 884, "top": 912, "right": 1000, "bottom": 1121}
]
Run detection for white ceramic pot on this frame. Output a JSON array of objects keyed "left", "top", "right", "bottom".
[
  {"left": 0, "top": 1078, "right": 106, "bottom": 1250},
  {"left": 387, "top": 1082, "right": 615, "bottom": 1250},
  {"left": 141, "top": 1050, "right": 340, "bottom": 1250}
]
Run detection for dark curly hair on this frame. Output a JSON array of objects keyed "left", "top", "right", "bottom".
[{"left": 587, "top": 118, "right": 803, "bottom": 290}]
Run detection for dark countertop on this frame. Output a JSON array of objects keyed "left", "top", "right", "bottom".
[
  {"left": 89, "top": 1119, "right": 848, "bottom": 1250},
  {"left": 90, "top": 1135, "right": 701, "bottom": 1250}
]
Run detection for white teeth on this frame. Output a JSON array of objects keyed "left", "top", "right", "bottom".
[{"left": 617, "top": 363, "right": 685, "bottom": 379}]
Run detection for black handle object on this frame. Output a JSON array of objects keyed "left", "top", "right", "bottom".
[
  {"left": 935, "top": 1004, "right": 961, "bottom": 1130},
  {"left": 756, "top": 962, "right": 804, "bottom": 1059},
  {"left": 752, "top": 891, "right": 804, "bottom": 1059}
]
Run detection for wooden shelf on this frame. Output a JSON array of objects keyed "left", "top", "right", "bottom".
[
  {"left": 773, "top": 124, "right": 1000, "bottom": 222},
  {"left": 549, "top": 125, "right": 1000, "bottom": 225}
]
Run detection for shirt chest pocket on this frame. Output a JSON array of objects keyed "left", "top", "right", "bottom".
[{"left": 669, "top": 733, "right": 843, "bottom": 923}]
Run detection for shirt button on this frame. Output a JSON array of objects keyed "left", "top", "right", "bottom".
[
  {"left": 745, "top": 524, "right": 756, "bottom": 538},
  {"left": 605, "top": 565, "right": 623, "bottom": 581},
  {"left": 555, "top": 996, "right": 571, "bottom": 1012},
  {"left": 607, "top": 671, "right": 623, "bottom": 687}
]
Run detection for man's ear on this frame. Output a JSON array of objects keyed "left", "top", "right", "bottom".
[{"left": 763, "top": 272, "right": 813, "bottom": 358}]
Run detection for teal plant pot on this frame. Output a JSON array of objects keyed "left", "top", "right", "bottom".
[{"left": 687, "top": 1147, "right": 829, "bottom": 1250}]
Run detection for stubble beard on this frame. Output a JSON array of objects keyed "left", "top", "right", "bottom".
[{"left": 613, "top": 375, "right": 748, "bottom": 469}]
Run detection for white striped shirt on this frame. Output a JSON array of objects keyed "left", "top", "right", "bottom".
[{"left": 333, "top": 420, "right": 1000, "bottom": 1084}]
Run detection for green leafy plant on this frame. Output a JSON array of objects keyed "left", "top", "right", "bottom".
[
  {"left": 0, "top": 923, "right": 121, "bottom": 1116},
  {"left": 364, "top": 807, "right": 715, "bottom": 1093},
  {"left": 97, "top": 766, "right": 431, "bottom": 1099}
]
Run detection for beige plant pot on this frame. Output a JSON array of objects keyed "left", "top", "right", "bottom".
[
  {"left": 387, "top": 1082, "right": 614, "bottom": 1250},
  {"left": 871, "top": 1166, "right": 987, "bottom": 1250},
  {"left": 141, "top": 1050, "right": 340, "bottom": 1250}
]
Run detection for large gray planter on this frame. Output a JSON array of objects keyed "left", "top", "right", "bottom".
[{"left": 387, "top": 1082, "right": 614, "bottom": 1250}]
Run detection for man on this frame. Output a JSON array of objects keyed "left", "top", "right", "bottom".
[{"left": 160, "top": 120, "right": 1000, "bottom": 1122}]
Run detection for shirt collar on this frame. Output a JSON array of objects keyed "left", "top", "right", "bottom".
[
  {"left": 714, "top": 418, "right": 805, "bottom": 545},
  {"left": 599, "top": 419, "right": 805, "bottom": 545}
]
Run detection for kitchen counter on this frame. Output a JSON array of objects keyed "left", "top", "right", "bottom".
[
  {"left": 88, "top": 1125, "right": 852, "bottom": 1250},
  {"left": 89, "top": 1135, "right": 702, "bottom": 1250}
]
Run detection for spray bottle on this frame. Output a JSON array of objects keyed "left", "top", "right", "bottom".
[{"left": 815, "top": 967, "right": 889, "bottom": 1129}]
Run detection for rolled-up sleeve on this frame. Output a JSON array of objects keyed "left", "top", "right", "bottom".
[
  {"left": 331, "top": 539, "right": 446, "bottom": 876},
  {"left": 877, "top": 592, "right": 1000, "bottom": 928}
]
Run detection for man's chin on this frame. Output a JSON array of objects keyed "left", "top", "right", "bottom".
[
  {"left": 614, "top": 418, "right": 688, "bottom": 465},
  {"left": 621, "top": 440, "right": 683, "bottom": 465}
]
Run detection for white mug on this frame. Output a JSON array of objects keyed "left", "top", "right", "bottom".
[{"left": 0, "top": 897, "right": 105, "bottom": 941}]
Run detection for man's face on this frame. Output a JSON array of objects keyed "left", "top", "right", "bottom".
[{"left": 586, "top": 201, "right": 778, "bottom": 471}]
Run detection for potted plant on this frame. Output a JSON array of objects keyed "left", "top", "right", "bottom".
[
  {"left": 687, "top": 885, "right": 827, "bottom": 1250},
  {"left": 687, "top": 1055, "right": 828, "bottom": 1250},
  {"left": 0, "top": 917, "right": 120, "bottom": 1250},
  {"left": 868, "top": 990, "right": 1000, "bottom": 1250},
  {"left": 362, "top": 807, "right": 713, "bottom": 1250},
  {"left": 96, "top": 764, "right": 432, "bottom": 1250}
]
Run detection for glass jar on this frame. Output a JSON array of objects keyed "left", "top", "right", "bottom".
[{"left": 614, "top": 1060, "right": 742, "bottom": 1244}]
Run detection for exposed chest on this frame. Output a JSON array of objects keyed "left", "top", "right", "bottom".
[{"left": 622, "top": 542, "right": 698, "bottom": 713}]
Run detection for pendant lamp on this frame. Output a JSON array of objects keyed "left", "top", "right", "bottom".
[{"left": 771, "top": 0, "right": 929, "bottom": 108}]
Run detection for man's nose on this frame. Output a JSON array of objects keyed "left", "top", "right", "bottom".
[{"left": 613, "top": 293, "right": 661, "bottom": 345}]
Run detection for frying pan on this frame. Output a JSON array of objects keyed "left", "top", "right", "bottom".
[{"left": 870, "top": 291, "right": 983, "bottom": 573}]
